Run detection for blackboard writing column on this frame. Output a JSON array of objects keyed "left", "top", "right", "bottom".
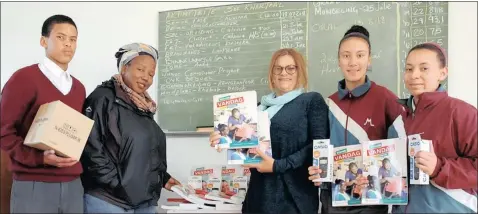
[{"left": 399, "top": 2, "right": 448, "bottom": 98}]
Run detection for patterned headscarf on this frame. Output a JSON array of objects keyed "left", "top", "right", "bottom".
[
  {"left": 115, "top": 43, "right": 159, "bottom": 73},
  {"left": 113, "top": 43, "right": 159, "bottom": 114}
]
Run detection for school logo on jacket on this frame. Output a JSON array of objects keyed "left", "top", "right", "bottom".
[{"left": 364, "top": 118, "right": 375, "bottom": 127}]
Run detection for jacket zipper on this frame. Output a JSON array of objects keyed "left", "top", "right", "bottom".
[
  {"left": 405, "top": 103, "right": 415, "bottom": 214},
  {"left": 344, "top": 92, "right": 352, "bottom": 146}
]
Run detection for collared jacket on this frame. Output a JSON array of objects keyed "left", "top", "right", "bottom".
[
  {"left": 80, "top": 78, "right": 170, "bottom": 209},
  {"left": 393, "top": 86, "right": 477, "bottom": 213},
  {"left": 323, "top": 77, "right": 406, "bottom": 212},
  {"left": 328, "top": 76, "right": 406, "bottom": 148}
]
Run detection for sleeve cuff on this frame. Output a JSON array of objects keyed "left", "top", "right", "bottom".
[
  {"left": 273, "top": 159, "right": 283, "bottom": 174},
  {"left": 162, "top": 171, "right": 171, "bottom": 188},
  {"left": 35, "top": 151, "right": 44, "bottom": 166},
  {"left": 430, "top": 157, "right": 443, "bottom": 178}
]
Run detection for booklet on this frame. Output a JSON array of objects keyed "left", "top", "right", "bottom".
[
  {"left": 361, "top": 138, "right": 408, "bottom": 206},
  {"left": 190, "top": 165, "right": 222, "bottom": 194},
  {"left": 331, "top": 138, "right": 408, "bottom": 207},
  {"left": 331, "top": 144, "right": 364, "bottom": 207},
  {"left": 213, "top": 91, "right": 258, "bottom": 149}
]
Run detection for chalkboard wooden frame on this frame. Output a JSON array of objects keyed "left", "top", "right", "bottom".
[{"left": 157, "top": 1, "right": 448, "bottom": 133}]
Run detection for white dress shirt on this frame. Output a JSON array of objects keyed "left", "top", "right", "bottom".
[{"left": 38, "top": 57, "right": 72, "bottom": 95}]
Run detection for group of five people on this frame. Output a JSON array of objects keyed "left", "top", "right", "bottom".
[{"left": 0, "top": 14, "right": 476, "bottom": 214}]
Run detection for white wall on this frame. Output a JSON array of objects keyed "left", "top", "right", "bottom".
[
  {"left": 448, "top": 3, "right": 478, "bottom": 108},
  {"left": 1, "top": 2, "right": 477, "bottom": 213}
]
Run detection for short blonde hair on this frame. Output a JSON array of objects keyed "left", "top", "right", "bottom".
[{"left": 267, "top": 48, "right": 308, "bottom": 91}]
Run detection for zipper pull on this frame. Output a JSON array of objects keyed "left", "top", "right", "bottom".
[{"left": 349, "top": 92, "right": 352, "bottom": 98}]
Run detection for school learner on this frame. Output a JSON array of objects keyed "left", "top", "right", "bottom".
[
  {"left": 392, "top": 43, "right": 477, "bottom": 213},
  {"left": 0, "top": 15, "right": 85, "bottom": 213},
  {"left": 307, "top": 25, "right": 406, "bottom": 214}
]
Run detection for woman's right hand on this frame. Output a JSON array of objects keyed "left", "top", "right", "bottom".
[
  {"left": 209, "top": 131, "right": 222, "bottom": 152},
  {"left": 308, "top": 166, "right": 323, "bottom": 186}
]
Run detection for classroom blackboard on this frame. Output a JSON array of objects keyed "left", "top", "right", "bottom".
[{"left": 157, "top": 1, "right": 448, "bottom": 132}]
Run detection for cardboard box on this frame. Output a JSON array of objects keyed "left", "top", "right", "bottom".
[
  {"left": 24, "top": 100, "right": 94, "bottom": 161},
  {"left": 312, "top": 139, "right": 334, "bottom": 182},
  {"left": 408, "top": 134, "right": 430, "bottom": 185}
]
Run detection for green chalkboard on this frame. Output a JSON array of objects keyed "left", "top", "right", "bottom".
[{"left": 157, "top": 1, "right": 448, "bottom": 132}]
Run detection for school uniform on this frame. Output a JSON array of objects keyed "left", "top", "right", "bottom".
[
  {"left": 393, "top": 86, "right": 477, "bottom": 213},
  {"left": 0, "top": 57, "right": 86, "bottom": 213},
  {"left": 320, "top": 76, "right": 406, "bottom": 214}
]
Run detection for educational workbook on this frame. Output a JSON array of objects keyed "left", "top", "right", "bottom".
[
  {"left": 213, "top": 91, "right": 258, "bottom": 150},
  {"left": 190, "top": 165, "right": 222, "bottom": 195},
  {"left": 331, "top": 144, "right": 364, "bottom": 207},
  {"left": 361, "top": 138, "right": 408, "bottom": 206},
  {"left": 331, "top": 138, "right": 408, "bottom": 207}
]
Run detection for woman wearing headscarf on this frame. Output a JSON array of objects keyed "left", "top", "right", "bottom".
[{"left": 80, "top": 43, "right": 180, "bottom": 213}]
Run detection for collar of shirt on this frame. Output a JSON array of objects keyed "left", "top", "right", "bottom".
[{"left": 42, "top": 56, "right": 72, "bottom": 80}]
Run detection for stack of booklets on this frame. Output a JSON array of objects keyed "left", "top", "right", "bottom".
[
  {"left": 162, "top": 165, "right": 250, "bottom": 211},
  {"left": 212, "top": 91, "right": 272, "bottom": 164},
  {"left": 329, "top": 138, "right": 409, "bottom": 207}
]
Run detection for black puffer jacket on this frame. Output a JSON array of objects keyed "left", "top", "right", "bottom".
[{"left": 80, "top": 78, "right": 170, "bottom": 209}]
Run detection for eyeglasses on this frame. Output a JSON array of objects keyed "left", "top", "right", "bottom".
[{"left": 273, "top": 65, "right": 297, "bottom": 75}]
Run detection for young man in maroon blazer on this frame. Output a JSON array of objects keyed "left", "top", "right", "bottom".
[{"left": 0, "top": 14, "right": 86, "bottom": 213}]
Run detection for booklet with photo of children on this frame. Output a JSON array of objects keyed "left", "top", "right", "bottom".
[
  {"left": 331, "top": 144, "right": 364, "bottom": 207},
  {"left": 331, "top": 138, "right": 408, "bottom": 207},
  {"left": 227, "top": 110, "right": 272, "bottom": 165},
  {"left": 190, "top": 165, "right": 222, "bottom": 195},
  {"left": 213, "top": 91, "right": 259, "bottom": 149},
  {"left": 361, "top": 138, "right": 408, "bottom": 206},
  {"left": 203, "top": 165, "right": 246, "bottom": 205}
]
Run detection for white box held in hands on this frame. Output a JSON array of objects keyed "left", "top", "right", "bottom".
[
  {"left": 312, "top": 139, "right": 334, "bottom": 182},
  {"left": 408, "top": 134, "right": 430, "bottom": 185}
]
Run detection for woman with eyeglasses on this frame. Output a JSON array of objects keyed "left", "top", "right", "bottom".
[{"left": 209, "top": 48, "right": 329, "bottom": 214}]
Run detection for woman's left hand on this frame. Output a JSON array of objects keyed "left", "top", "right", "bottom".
[
  {"left": 164, "top": 177, "right": 182, "bottom": 191},
  {"left": 243, "top": 148, "right": 274, "bottom": 173}
]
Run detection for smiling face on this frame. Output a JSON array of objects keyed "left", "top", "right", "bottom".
[
  {"left": 338, "top": 37, "right": 371, "bottom": 86},
  {"left": 121, "top": 55, "right": 156, "bottom": 94},
  {"left": 271, "top": 55, "right": 299, "bottom": 95},
  {"left": 268, "top": 48, "right": 308, "bottom": 96},
  {"left": 40, "top": 23, "right": 78, "bottom": 70},
  {"left": 405, "top": 48, "right": 447, "bottom": 97}
]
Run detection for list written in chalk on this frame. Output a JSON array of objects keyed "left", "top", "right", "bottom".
[
  {"left": 308, "top": 1, "right": 397, "bottom": 98},
  {"left": 158, "top": 2, "right": 307, "bottom": 131},
  {"left": 157, "top": 2, "right": 448, "bottom": 132},
  {"left": 398, "top": 1, "right": 448, "bottom": 99}
]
